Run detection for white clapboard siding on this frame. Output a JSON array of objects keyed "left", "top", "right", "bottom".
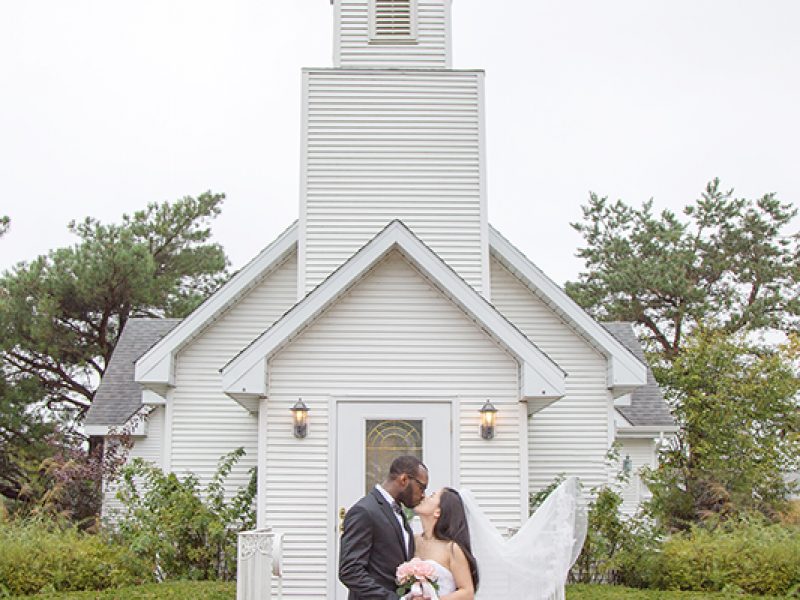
[
  {"left": 619, "top": 438, "right": 656, "bottom": 516},
  {"left": 102, "top": 407, "right": 165, "bottom": 521},
  {"left": 268, "top": 251, "right": 519, "bottom": 598},
  {"left": 169, "top": 252, "right": 298, "bottom": 493},
  {"left": 301, "top": 69, "right": 486, "bottom": 294},
  {"left": 489, "top": 258, "right": 612, "bottom": 494},
  {"left": 336, "top": 0, "right": 451, "bottom": 69}
]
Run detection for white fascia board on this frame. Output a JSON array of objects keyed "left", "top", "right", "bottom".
[
  {"left": 489, "top": 226, "right": 647, "bottom": 392},
  {"left": 134, "top": 222, "right": 298, "bottom": 391},
  {"left": 614, "top": 393, "right": 633, "bottom": 407},
  {"left": 616, "top": 425, "right": 679, "bottom": 439},
  {"left": 85, "top": 418, "right": 148, "bottom": 438},
  {"left": 141, "top": 389, "right": 166, "bottom": 406},
  {"left": 222, "top": 220, "right": 566, "bottom": 403}
]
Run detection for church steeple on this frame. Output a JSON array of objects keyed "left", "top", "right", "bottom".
[
  {"left": 299, "top": 0, "right": 487, "bottom": 297},
  {"left": 332, "top": 0, "right": 452, "bottom": 68}
]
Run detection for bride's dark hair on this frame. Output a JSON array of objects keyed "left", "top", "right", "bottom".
[{"left": 433, "top": 488, "right": 479, "bottom": 590}]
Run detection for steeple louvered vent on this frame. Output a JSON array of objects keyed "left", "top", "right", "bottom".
[{"left": 371, "top": 0, "right": 417, "bottom": 42}]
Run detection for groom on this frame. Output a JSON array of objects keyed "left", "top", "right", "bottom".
[{"left": 339, "top": 455, "right": 429, "bottom": 599}]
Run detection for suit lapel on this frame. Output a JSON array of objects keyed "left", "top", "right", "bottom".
[{"left": 371, "top": 487, "right": 409, "bottom": 560}]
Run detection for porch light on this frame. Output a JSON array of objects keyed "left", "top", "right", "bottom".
[
  {"left": 479, "top": 400, "right": 497, "bottom": 440},
  {"left": 622, "top": 454, "right": 632, "bottom": 476},
  {"left": 290, "top": 399, "right": 309, "bottom": 439}
]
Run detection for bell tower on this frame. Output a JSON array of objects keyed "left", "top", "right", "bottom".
[
  {"left": 333, "top": 0, "right": 451, "bottom": 68},
  {"left": 299, "top": 0, "right": 488, "bottom": 296}
]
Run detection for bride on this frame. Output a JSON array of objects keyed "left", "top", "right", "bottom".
[{"left": 407, "top": 478, "right": 586, "bottom": 600}]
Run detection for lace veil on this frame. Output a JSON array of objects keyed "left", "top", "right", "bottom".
[{"left": 460, "top": 477, "right": 587, "bottom": 600}]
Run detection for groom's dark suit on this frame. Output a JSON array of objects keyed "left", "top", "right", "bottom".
[{"left": 339, "top": 487, "right": 415, "bottom": 600}]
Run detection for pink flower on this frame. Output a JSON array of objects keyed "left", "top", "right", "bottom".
[{"left": 396, "top": 558, "right": 438, "bottom": 596}]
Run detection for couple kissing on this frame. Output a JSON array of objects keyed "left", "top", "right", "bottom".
[{"left": 338, "top": 456, "right": 476, "bottom": 599}]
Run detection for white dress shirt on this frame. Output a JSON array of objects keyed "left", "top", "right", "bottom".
[{"left": 376, "top": 484, "right": 410, "bottom": 556}]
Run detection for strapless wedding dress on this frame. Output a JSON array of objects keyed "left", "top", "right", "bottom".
[
  {"left": 411, "top": 478, "right": 585, "bottom": 599},
  {"left": 422, "top": 559, "right": 456, "bottom": 595}
]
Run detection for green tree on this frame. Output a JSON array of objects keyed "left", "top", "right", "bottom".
[
  {"left": 645, "top": 328, "right": 800, "bottom": 529},
  {"left": 0, "top": 376, "right": 54, "bottom": 504},
  {"left": 566, "top": 179, "right": 800, "bottom": 359},
  {"left": 0, "top": 193, "right": 228, "bottom": 417},
  {"left": 0, "top": 216, "right": 9, "bottom": 237}
]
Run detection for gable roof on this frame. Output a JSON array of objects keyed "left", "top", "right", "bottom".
[
  {"left": 221, "top": 220, "right": 567, "bottom": 412},
  {"left": 488, "top": 226, "right": 648, "bottom": 396},
  {"left": 85, "top": 318, "right": 181, "bottom": 426},
  {"left": 601, "top": 322, "right": 675, "bottom": 428},
  {"left": 134, "top": 221, "right": 298, "bottom": 395}
]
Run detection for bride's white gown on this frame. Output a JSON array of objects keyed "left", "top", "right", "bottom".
[
  {"left": 423, "top": 559, "right": 456, "bottom": 595},
  {"left": 459, "top": 477, "right": 586, "bottom": 600}
]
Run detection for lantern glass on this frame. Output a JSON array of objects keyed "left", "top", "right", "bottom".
[
  {"left": 479, "top": 400, "right": 497, "bottom": 440},
  {"left": 291, "top": 399, "right": 309, "bottom": 439}
]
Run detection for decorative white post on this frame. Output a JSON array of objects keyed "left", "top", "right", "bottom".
[{"left": 237, "top": 527, "right": 284, "bottom": 600}]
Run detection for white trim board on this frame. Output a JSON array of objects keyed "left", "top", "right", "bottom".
[
  {"left": 221, "top": 220, "right": 566, "bottom": 411},
  {"left": 488, "top": 226, "right": 647, "bottom": 396},
  {"left": 134, "top": 222, "right": 298, "bottom": 395}
]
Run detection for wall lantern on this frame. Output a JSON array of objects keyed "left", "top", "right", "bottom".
[
  {"left": 290, "top": 398, "right": 309, "bottom": 439},
  {"left": 479, "top": 400, "right": 498, "bottom": 440},
  {"left": 622, "top": 454, "right": 632, "bottom": 477}
]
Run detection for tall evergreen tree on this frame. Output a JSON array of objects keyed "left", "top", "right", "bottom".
[
  {"left": 566, "top": 179, "right": 800, "bottom": 359},
  {"left": 0, "top": 192, "right": 228, "bottom": 417}
]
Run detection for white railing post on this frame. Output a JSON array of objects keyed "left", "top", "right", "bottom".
[{"left": 237, "top": 527, "right": 284, "bottom": 600}]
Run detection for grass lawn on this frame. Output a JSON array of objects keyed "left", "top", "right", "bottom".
[
  {"left": 11, "top": 581, "right": 235, "bottom": 599},
  {"left": 11, "top": 582, "right": 782, "bottom": 599}
]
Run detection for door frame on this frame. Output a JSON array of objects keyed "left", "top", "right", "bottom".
[{"left": 326, "top": 395, "right": 460, "bottom": 598}]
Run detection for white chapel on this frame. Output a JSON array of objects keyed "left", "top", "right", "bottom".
[{"left": 86, "top": 1, "right": 675, "bottom": 597}]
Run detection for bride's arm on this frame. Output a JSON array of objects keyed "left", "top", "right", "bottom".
[{"left": 441, "top": 543, "right": 474, "bottom": 600}]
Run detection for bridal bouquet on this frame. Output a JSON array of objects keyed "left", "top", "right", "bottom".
[{"left": 395, "top": 557, "right": 439, "bottom": 598}]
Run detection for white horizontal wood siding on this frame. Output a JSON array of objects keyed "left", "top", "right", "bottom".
[
  {"left": 335, "top": 0, "right": 451, "bottom": 68},
  {"left": 301, "top": 69, "right": 486, "bottom": 294},
  {"left": 489, "top": 258, "right": 612, "bottom": 494},
  {"left": 101, "top": 407, "right": 165, "bottom": 520},
  {"left": 268, "top": 251, "right": 519, "bottom": 598},
  {"left": 619, "top": 438, "right": 656, "bottom": 516},
  {"left": 169, "top": 252, "right": 298, "bottom": 493}
]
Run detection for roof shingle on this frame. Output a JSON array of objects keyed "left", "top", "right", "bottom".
[
  {"left": 84, "top": 319, "right": 180, "bottom": 426},
  {"left": 601, "top": 322, "right": 675, "bottom": 427}
]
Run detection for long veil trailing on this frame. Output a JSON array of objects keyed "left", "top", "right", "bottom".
[{"left": 460, "top": 477, "right": 587, "bottom": 600}]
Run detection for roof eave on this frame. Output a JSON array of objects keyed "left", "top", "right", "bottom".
[
  {"left": 134, "top": 222, "right": 299, "bottom": 394},
  {"left": 223, "top": 220, "right": 567, "bottom": 407},
  {"left": 488, "top": 226, "right": 648, "bottom": 393}
]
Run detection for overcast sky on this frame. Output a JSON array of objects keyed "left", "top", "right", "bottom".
[{"left": 2, "top": 1, "right": 799, "bottom": 286}]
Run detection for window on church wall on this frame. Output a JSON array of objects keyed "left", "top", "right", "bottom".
[{"left": 369, "top": 0, "right": 418, "bottom": 44}]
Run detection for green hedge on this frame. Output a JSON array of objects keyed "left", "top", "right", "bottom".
[
  {"left": 567, "top": 584, "right": 781, "bottom": 599},
  {"left": 646, "top": 520, "right": 800, "bottom": 596},
  {"left": 0, "top": 519, "right": 151, "bottom": 597}
]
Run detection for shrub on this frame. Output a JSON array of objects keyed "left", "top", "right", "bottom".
[
  {"left": 113, "top": 447, "right": 256, "bottom": 581},
  {"left": 648, "top": 518, "right": 800, "bottom": 596},
  {"left": 0, "top": 518, "right": 150, "bottom": 596}
]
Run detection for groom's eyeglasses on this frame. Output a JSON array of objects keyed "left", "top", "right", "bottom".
[{"left": 409, "top": 476, "right": 427, "bottom": 493}]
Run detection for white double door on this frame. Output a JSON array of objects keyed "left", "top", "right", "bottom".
[{"left": 335, "top": 400, "right": 452, "bottom": 599}]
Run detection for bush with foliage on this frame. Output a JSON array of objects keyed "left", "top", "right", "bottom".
[
  {"left": 646, "top": 330, "right": 800, "bottom": 529},
  {"left": 0, "top": 517, "right": 150, "bottom": 596},
  {"left": 569, "top": 486, "right": 663, "bottom": 586},
  {"left": 647, "top": 518, "right": 800, "bottom": 596},
  {"left": 114, "top": 447, "right": 256, "bottom": 581}
]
